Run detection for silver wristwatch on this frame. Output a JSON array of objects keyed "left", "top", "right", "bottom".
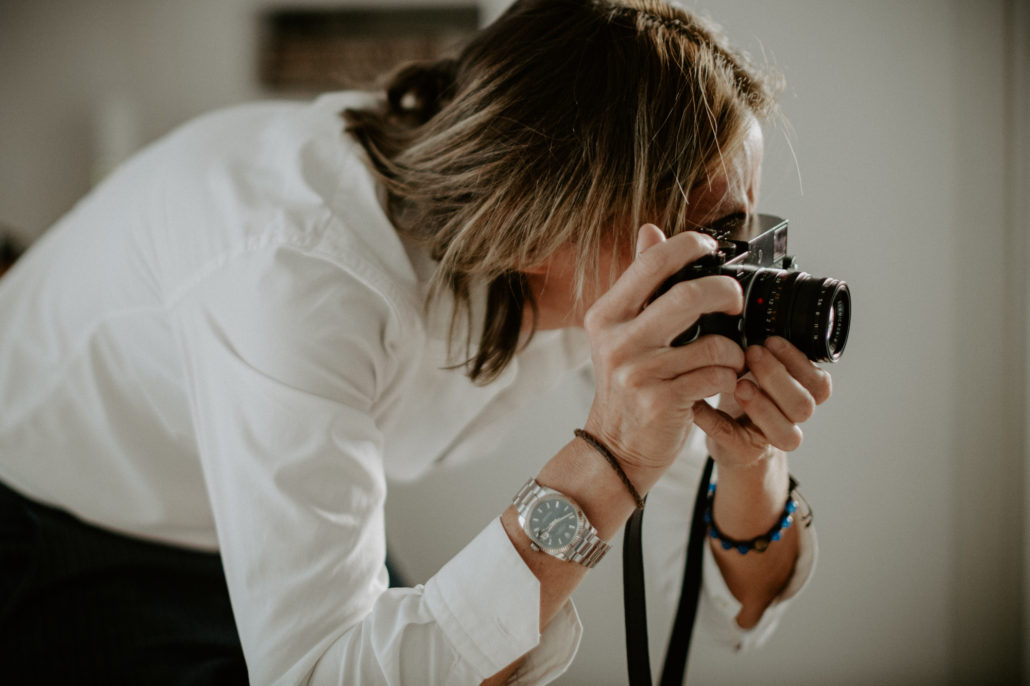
[{"left": 513, "top": 479, "right": 610, "bottom": 568}]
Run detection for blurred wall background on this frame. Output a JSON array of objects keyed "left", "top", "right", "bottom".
[{"left": 1, "top": 1, "right": 1026, "bottom": 684}]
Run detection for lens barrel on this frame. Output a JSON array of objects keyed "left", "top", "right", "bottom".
[{"left": 743, "top": 269, "right": 851, "bottom": 362}]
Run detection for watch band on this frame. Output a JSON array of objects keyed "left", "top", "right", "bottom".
[{"left": 513, "top": 479, "right": 610, "bottom": 568}]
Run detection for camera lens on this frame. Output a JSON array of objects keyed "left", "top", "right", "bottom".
[{"left": 743, "top": 269, "right": 851, "bottom": 362}]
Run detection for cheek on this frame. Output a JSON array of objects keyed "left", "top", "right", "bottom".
[
  {"left": 581, "top": 245, "right": 633, "bottom": 309},
  {"left": 601, "top": 243, "right": 635, "bottom": 288}
]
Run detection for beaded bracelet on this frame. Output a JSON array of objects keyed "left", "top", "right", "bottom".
[{"left": 704, "top": 477, "right": 800, "bottom": 554}]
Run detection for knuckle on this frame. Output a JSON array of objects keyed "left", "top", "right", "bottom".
[
  {"left": 633, "top": 245, "right": 671, "bottom": 281},
  {"left": 637, "top": 388, "right": 665, "bottom": 418},
  {"left": 746, "top": 344, "right": 770, "bottom": 371},
  {"left": 714, "top": 366, "right": 738, "bottom": 388},
  {"left": 812, "top": 370, "right": 833, "bottom": 404},
  {"left": 708, "top": 411, "right": 736, "bottom": 440},
  {"left": 583, "top": 305, "right": 606, "bottom": 335},
  {"left": 610, "top": 366, "right": 632, "bottom": 391},
  {"left": 660, "top": 275, "right": 742, "bottom": 321},
  {"left": 709, "top": 335, "right": 745, "bottom": 369},
  {"left": 687, "top": 335, "right": 720, "bottom": 368},
  {"left": 696, "top": 365, "right": 735, "bottom": 394},
  {"left": 681, "top": 231, "right": 720, "bottom": 259},
  {"left": 790, "top": 395, "right": 816, "bottom": 423},
  {"left": 666, "top": 279, "right": 703, "bottom": 310},
  {"left": 710, "top": 278, "right": 743, "bottom": 315},
  {"left": 612, "top": 363, "right": 647, "bottom": 392},
  {"left": 779, "top": 427, "right": 804, "bottom": 452}
]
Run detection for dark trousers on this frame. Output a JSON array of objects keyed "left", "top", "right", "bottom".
[{"left": 0, "top": 479, "right": 249, "bottom": 685}]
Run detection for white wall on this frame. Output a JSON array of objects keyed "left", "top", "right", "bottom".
[{"left": 1, "top": 1, "right": 1025, "bottom": 684}]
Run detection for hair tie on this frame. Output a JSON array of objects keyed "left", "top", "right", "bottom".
[{"left": 387, "top": 59, "right": 457, "bottom": 124}]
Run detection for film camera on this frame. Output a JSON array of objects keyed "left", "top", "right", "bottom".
[{"left": 651, "top": 214, "right": 850, "bottom": 362}]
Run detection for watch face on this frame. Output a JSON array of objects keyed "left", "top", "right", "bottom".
[{"left": 528, "top": 496, "right": 580, "bottom": 553}]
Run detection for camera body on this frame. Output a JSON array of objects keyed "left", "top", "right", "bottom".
[{"left": 651, "top": 214, "right": 850, "bottom": 362}]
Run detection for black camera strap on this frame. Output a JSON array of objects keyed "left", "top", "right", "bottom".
[{"left": 623, "top": 455, "right": 714, "bottom": 686}]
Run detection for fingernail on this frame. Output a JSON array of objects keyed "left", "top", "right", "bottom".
[
  {"left": 766, "top": 337, "right": 788, "bottom": 353},
  {"left": 736, "top": 379, "right": 755, "bottom": 400}
]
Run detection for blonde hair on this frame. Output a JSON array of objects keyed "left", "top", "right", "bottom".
[{"left": 344, "top": 0, "right": 782, "bottom": 383}]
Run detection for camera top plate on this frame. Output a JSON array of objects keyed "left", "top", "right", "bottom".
[{"left": 696, "top": 213, "right": 789, "bottom": 267}]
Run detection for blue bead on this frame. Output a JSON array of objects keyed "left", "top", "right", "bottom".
[
  {"left": 737, "top": 545, "right": 749, "bottom": 554},
  {"left": 781, "top": 517, "right": 792, "bottom": 528},
  {"left": 721, "top": 540, "right": 733, "bottom": 550},
  {"left": 786, "top": 500, "right": 798, "bottom": 514},
  {"left": 771, "top": 531, "right": 782, "bottom": 541}
]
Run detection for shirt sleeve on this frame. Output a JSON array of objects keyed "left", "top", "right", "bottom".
[
  {"left": 641, "top": 428, "right": 818, "bottom": 659},
  {"left": 308, "top": 518, "right": 582, "bottom": 685},
  {"left": 170, "top": 244, "right": 577, "bottom": 684}
]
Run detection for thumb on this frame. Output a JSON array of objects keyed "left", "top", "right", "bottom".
[{"left": 635, "top": 223, "right": 667, "bottom": 257}]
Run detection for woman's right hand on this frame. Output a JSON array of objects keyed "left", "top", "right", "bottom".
[{"left": 582, "top": 224, "right": 747, "bottom": 488}]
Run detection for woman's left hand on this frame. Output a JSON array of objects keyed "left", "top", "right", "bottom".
[{"left": 691, "top": 335, "right": 833, "bottom": 468}]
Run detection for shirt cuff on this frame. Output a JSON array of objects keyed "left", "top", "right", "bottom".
[
  {"left": 699, "top": 496, "right": 818, "bottom": 652},
  {"left": 423, "top": 516, "right": 582, "bottom": 682}
]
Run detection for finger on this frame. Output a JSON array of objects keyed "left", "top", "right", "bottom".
[
  {"left": 670, "top": 366, "right": 742, "bottom": 403},
  {"left": 691, "top": 400, "right": 769, "bottom": 460},
  {"left": 658, "top": 334, "right": 746, "bottom": 378},
  {"left": 593, "top": 230, "right": 720, "bottom": 324},
  {"left": 765, "top": 336, "right": 833, "bottom": 404},
  {"left": 745, "top": 345, "right": 815, "bottom": 424},
  {"left": 635, "top": 223, "right": 667, "bottom": 256},
  {"left": 713, "top": 374, "right": 745, "bottom": 417},
  {"left": 609, "top": 333, "right": 749, "bottom": 387},
  {"left": 620, "top": 367, "right": 740, "bottom": 419},
  {"left": 631, "top": 276, "right": 743, "bottom": 347},
  {"left": 609, "top": 338, "right": 744, "bottom": 395},
  {"left": 733, "top": 378, "right": 804, "bottom": 452}
]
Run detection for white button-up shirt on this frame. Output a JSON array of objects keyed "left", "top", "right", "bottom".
[{"left": 0, "top": 92, "right": 815, "bottom": 684}]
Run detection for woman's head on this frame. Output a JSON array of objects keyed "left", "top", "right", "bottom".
[{"left": 344, "top": 0, "right": 782, "bottom": 382}]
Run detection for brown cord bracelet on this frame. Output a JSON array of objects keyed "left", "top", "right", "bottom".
[{"left": 573, "top": 429, "right": 646, "bottom": 510}]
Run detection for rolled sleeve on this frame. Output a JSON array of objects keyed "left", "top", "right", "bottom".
[
  {"left": 697, "top": 493, "right": 818, "bottom": 651},
  {"left": 424, "top": 517, "right": 582, "bottom": 684},
  {"left": 643, "top": 429, "right": 819, "bottom": 656}
]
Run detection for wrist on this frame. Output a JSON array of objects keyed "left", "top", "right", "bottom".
[
  {"left": 706, "top": 477, "right": 799, "bottom": 554},
  {"left": 712, "top": 446, "right": 787, "bottom": 487},
  {"left": 579, "top": 420, "right": 667, "bottom": 496},
  {"left": 711, "top": 450, "right": 791, "bottom": 540},
  {"left": 572, "top": 429, "right": 646, "bottom": 510},
  {"left": 535, "top": 438, "right": 643, "bottom": 541}
]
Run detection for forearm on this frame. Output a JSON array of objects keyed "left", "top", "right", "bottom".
[
  {"left": 499, "top": 437, "right": 652, "bottom": 631},
  {"left": 709, "top": 450, "right": 799, "bottom": 628},
  {"left": 488, "top": 435, "right": 656, "bottom": 685}
]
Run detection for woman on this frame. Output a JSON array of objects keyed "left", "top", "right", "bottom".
[{"left": 0, "top": 0, "right": 828, "bottom": 683}]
